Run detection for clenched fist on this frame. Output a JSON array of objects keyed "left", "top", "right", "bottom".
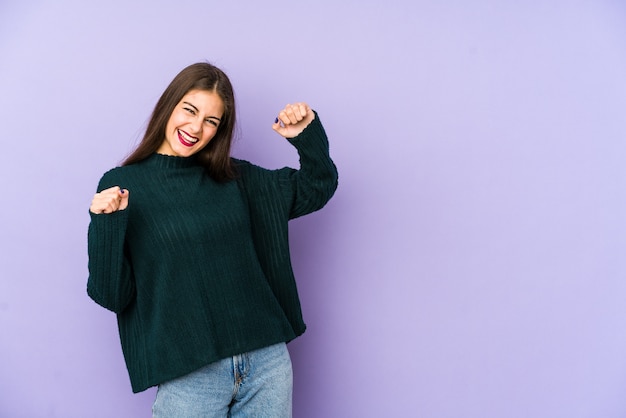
[
  {"left": 90, "top": 186, "right": 129, "bottom": 214},
  {"left": 272, "top": 102, "right": 315, "bottom": 139}
]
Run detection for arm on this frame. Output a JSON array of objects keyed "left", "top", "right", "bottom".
[
  {"left": 234, "top": 105, "right": 337, "bottom": 219},
  {"left": 271, "top": 103, "right": 338, "bottom": 219},
  {"left": 86, "top": 173, "right": 136, "bottom": 313},
  {"left": 282, "top": 111, "right": 338, "bottom": 219}
]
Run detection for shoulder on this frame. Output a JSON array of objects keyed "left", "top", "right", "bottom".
[
  {"left": 232, "top": 158, "right": 293, "bottom": 184},
  {"left": 96, "top": 162, "right": 146, "bottom": 191},
  {"left": 96, "top": 166, "right": 123, "bottom": 189},
  {"left": 232, "top": 158, "right": 267, "bottom": 178}
]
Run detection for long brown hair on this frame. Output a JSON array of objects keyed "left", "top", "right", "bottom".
[{"left": 123, "top": 62, "right": 237, "bottom": 182}]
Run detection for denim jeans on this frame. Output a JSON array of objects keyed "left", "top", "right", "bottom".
[{"left": 152, "top": 343, "right": 293, "bottom": 418}]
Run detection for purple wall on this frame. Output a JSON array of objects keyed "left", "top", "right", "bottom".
[{"left": 1, "top": 1, "right": 625, "bottom": 417}]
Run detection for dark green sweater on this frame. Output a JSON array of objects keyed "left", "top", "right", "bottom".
[{"left": 87, "top": 115, "right": 337, "bottom": 393}]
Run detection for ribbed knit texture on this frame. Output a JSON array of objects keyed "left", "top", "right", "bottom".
[{"left": 87, "top": 114, "right": 337, "bottom": 393}]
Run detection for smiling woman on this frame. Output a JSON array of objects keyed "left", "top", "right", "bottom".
[
  {"left": 157, "top": 90, "right": 224, "bottom": 158},
  {"left": 86, "top": 62, "right": 338, "bottom": 417},
  {"left": 121, "top": 63, "right": 238, "bottom": 182}
]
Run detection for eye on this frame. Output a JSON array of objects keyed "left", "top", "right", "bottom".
[
  {"left": 184, "top": 107, "right": 196, "bottom": 115},
  {"left": 205, "top": 119, "right": 219, "bottom": 127}
]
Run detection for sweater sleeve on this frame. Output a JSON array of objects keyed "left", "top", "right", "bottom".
[
  {"left": 283, "top": 112, "right": 338, "bottom": 219},
  {"left": 86, "top": 172, "right": 136, "bottom": 314},
  {"left": 236, "top": 112, "right": 338, "bottom": 219}
]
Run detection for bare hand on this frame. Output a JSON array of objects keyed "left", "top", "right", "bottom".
[
  {"left": 90, "top": 186, "right": 129, "bottom": 214},
  {"left": 272, "top": 102, "right": 315, "bottom": 138}
]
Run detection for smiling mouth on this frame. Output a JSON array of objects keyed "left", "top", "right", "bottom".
[{"left": 178, "top": 129, "right": 199, "bottom": 147}]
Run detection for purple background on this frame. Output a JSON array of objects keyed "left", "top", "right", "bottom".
[{"left": 1, "top": 1, "right": 625, "bottom": 417}]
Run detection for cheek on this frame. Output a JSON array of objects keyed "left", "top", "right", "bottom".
[
  {"left": 164, "top": 119, "right": 177, "bottom": 136},
  {"left": 203, "top": 128, "right": 218, "bottom": 142},
  {"left": 167, "top": 110, "right": 188, "bottom": 129}
]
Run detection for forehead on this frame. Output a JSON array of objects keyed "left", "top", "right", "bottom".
[{"left": 180, "top": 89, "right": 224, "bottom": 114}]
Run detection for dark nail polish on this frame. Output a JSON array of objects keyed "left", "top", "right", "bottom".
[{"left": 275, "top": 117, "right": 279, "bottom": 123}]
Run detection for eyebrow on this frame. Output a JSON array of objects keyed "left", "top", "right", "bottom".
[{"left": 183, "top": 101, "right": 222, "bottom": 121}]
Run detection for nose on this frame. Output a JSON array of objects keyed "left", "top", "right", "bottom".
[{"left": 189, "top": 117, "right": 202, "bottom": 134}]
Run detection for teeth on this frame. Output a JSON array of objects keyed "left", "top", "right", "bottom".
[{"left": 179, "top": 130, "right": 198, "bottom": 144}]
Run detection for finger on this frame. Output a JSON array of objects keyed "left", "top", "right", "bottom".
[
  {"left": 98, "top": 189, "right": 121, "bottom": 207},
  {"left": 119, "top": 189, "right": 130, "bottom": 211},
  {"left": 90, "top": 188, "right": 125, "bottom": 214},
  {"left": 91, "top": 201, "right": 115, "bottom": 214},
  {"left": 98, "top": 197, "right": 120, "bottom": 214},
  {"left": 297, "top": 103, "right": 308, "bottom": 118},
  {"left": 288, "top": 103, "right": 305, "bottom": 122},
  {"left": 90, "top": 195, "right": 108, "bottom": 214},
  {"left": 276, "top": 109, "right": 292, "bottom": 125},
  {"left": 294, "top": 106, "right": 305, "bottom": 122},
  {"left": 282, "top": 105, "right": 299, "bottom": 124},
  {"left": 101, "top": 203, "right": 118, "bottom": 214},
  {"left": 272, "top": 103, "right": 312, "bottom": 137},
  {"left": 271, "top": 120, "right": 287, "bottom": 137},
  {"left": 100, "top": 185, "right": 122, "bottom": 194}
]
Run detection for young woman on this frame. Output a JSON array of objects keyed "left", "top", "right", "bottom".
[{"left": 87, "top": 62, "right": 337, "bottom": 417}]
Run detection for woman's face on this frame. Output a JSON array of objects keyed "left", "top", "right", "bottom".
[{"left": 158, "top": 89, "right": 225, "bottom": 157}]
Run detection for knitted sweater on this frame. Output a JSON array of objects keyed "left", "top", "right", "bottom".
[{"left": 87, "top": 114, "right": 337, "bottom": 393}]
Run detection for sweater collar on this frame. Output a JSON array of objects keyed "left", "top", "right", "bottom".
[{"left": 146, "top": 153, "right": 200, "bottom": 169}]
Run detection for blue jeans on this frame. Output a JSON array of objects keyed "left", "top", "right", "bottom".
[{"left": 152, "top": 343, "right": 293, "bottom": 418}]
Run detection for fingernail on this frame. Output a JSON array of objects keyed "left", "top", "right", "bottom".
[
  {"left": 120, "top": 190, "right": 125, "bottom": 194},
  {"left": 274, "top": 117, "right": 279, "bottom": 123}
]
